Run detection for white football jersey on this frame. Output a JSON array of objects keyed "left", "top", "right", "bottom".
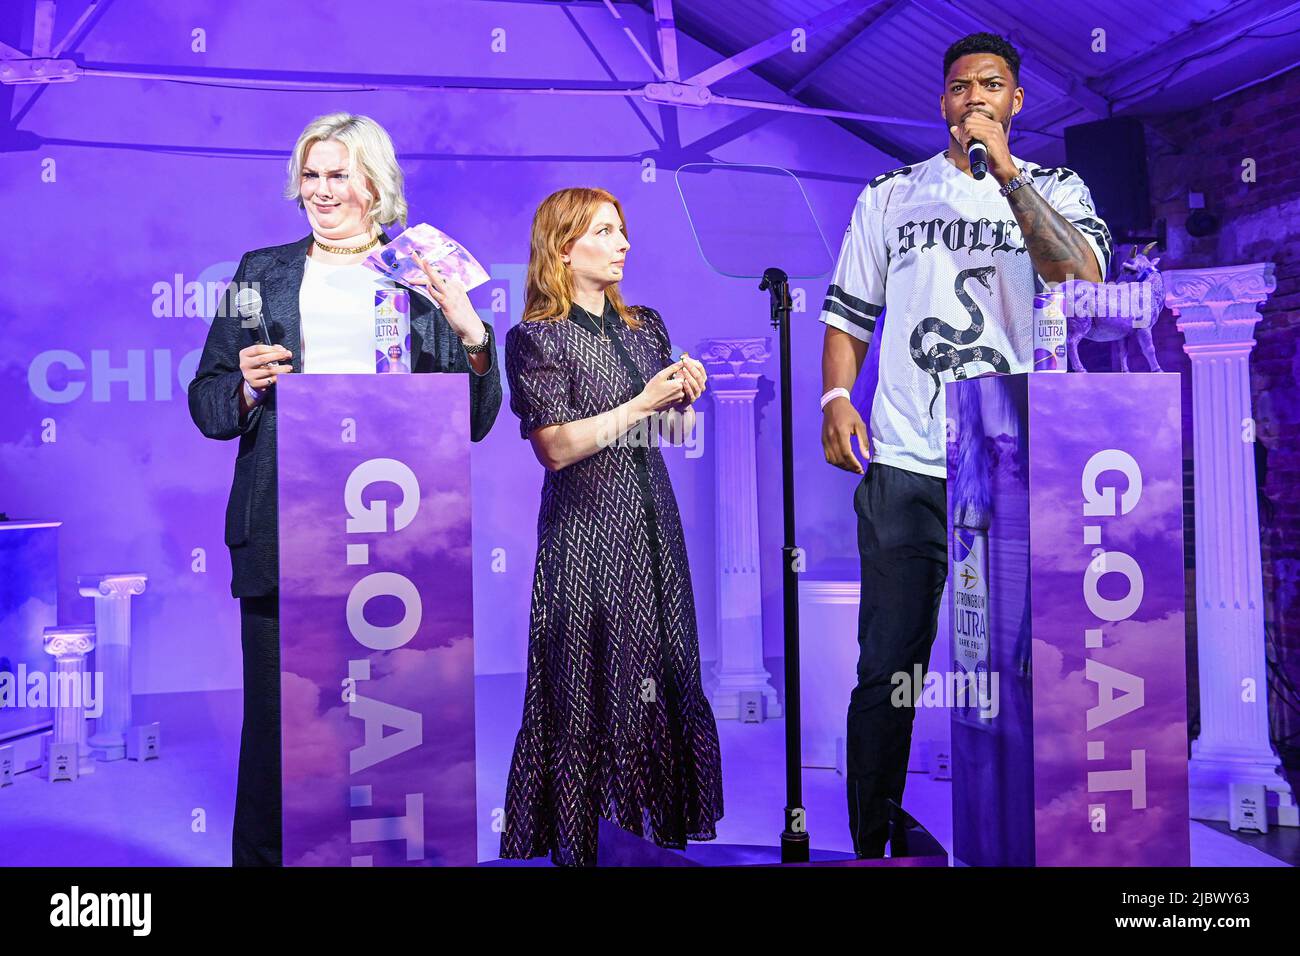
[{"left": 820, "top": 150, "right": 1111, "bottom": 478}]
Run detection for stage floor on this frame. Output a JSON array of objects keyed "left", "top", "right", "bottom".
[{"left": 0, "top": 679, "right": 1292, "bottom": 867}]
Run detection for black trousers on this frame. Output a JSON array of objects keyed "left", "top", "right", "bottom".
[
  {"left": 234, "top": 593, "right": 282, "bottom": 867},
  {"left": 847, "top": 462, "right": 947, "bottom": 858}
]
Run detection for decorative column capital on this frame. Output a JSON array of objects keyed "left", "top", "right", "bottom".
[
  {"left": 697, "top": 337, "right": 771, "bottom": 394},
  {"left": 43, "top": 625, "right": 96, "bottom": 660},
  {"left": 77, "top": 573, "right": 148, "bottom": 599},
  {"left": 1164, "top": 263, "right": 1276, "bottom": 353}
]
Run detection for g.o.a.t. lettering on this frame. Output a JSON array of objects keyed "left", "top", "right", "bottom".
[
  {"left": 342, "top": 457, "right": 428, "bottom": 865},
  {"left": 1081, "top": 449, "right": 1149, "bottom": 824}
]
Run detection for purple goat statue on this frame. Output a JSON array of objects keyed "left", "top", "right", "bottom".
[{"left": 1060, "top": 241, "right": 1165, "bottom": 372}]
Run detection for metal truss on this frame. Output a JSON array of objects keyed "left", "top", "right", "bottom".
[{"left": 0, "top": 0, "right": 936, "bottom": 175}]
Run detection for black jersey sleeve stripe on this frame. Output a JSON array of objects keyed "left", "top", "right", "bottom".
[
  {"left": 825, "top": 283, "right": 883, "bottom": 318},
  {"left": 823, "top": 297, "right": 878, "bottom": 334},
  {"left": 1072, "top": 217, "right": 1113, "bottom": 258}
]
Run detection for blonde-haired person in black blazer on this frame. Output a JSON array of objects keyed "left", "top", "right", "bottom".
[{"left": 189, "top": 112, "right": 502, "bottom": 866}]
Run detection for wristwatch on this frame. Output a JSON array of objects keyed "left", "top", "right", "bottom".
[
  {"left": 462, "top": 326, "right": 491, "bottom": 356},
  {"left": 999, "top": 168, "right": 1033, "bottom": 197}
]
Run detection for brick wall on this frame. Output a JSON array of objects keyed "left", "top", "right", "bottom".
[{"left": 1138, "top": 65, "right": 1300, "bottom": 780}]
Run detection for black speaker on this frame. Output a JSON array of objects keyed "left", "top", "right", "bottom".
[{"left": 1064, "top": 117, "right": 1151, "bottom": 243}]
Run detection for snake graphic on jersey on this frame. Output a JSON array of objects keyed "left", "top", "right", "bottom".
[{"left": 908, "top": 265, "right": 1011, "bottom": 417}]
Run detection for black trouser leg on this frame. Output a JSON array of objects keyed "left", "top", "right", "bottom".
[
  {"left": 233, "top": 593, "right": 282, "bottom": 867},
  {"left": 846, "top": 463, "right": 947, "bottom": 858}
]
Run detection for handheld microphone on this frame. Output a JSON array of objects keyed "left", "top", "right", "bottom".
[
  {"left": 968, "top": 139, "right": 989, "bottom": 180},
  {"left": 233, "top": 287, "right": 273, "bottom": 346}
]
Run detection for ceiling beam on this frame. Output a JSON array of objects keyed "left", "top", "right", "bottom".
[
  {"left": 668, "top": 2, "right": 921, "bottom": 161},
  {"left": 651, "top": 0, "right": 680, "bottom": 81},
  {"left": 709, "top": 93, "right": 938, "bottom": 128},
  {"left": 564, "top": 5, "right": 663, "bottom": 145},
  {"left": 685, "top": 4, "right": 900, "bottom": 153},
  {"left": 789, "top": 1, "right": 898, "bottom": 96},
  {"left": 53, "top": 0, "right": 103, "bottom": 58},
  {"left": 600, "top": 0, "right": 664, "bottom": 79},
  {"left": 683, "top": 0, "right": 879, "bottom": 89},
  {"left": 1090, "top": 0, "right": 1300, "bottom": 105},
  {"left": 62, "top": 61, "right": 645, "bottom": 93},
  {"left": 7, "top": 0, "right": 117, "bottom": 133},
  {"left": 31, "top": 0, "right": 55, "bottom": 58}
]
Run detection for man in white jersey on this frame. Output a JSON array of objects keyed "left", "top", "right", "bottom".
[{"left": 818, "top": 32, "right": 1112, "bottom": 858}]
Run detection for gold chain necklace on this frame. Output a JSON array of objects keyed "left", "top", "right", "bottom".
[
  {"left": 575, "top": 301, "right": 608, "bottom": 340},
  {"left": 313, "top": 234, "right": 380, "bottom": 256}
]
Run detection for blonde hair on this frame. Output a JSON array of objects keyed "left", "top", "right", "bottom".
[
  {"left": 284, "top": 112, "right": 408, "bottom": 228},
  {"left": 522, "top": 187, "right": 641, "bottom": 328}
]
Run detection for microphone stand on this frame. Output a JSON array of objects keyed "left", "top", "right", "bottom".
[{"left": 759, "top": 266, "right": 810, "bottom": 864}]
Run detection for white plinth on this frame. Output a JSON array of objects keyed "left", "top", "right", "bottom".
[{"left": 77, "top": 573, "right": 147, "bottom": 762}]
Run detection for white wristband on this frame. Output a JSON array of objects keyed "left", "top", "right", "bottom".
[{"left": 820, "top": 386, "right": 851, "bottom": 411}]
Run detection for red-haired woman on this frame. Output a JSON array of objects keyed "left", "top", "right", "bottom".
[{"left": 500, "top": 187, "right": 723, "bottom": 866}]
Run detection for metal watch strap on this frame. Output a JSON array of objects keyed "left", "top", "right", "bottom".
[
  {"left": 999, "top": 170, "right": 1033, "bottom": 197},
  {"left": 463, "top": 326, "right": 491, "bottom": 355}
]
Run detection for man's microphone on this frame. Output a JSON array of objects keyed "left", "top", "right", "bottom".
[
  {"left": 968, "top": 139, "right": 989, "bottom": 181},
  {"left": 233, "top": 287, "right": 273, "bottom": 346}
]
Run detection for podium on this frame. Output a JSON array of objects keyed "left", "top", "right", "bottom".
[
  {"left": 945, "top": 372, "right": 1189, "bottom": 866},
  {"left": 276, "top": 375, "right": 477, "bottom": 867}
]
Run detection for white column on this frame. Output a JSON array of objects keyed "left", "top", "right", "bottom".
[
  {"left": 42, "top": 625, "right": 96, "bottom": 777},
  {"left": 78, "top": 573, "right": 147, "bottom": 762},
  {"left": 1165, "top": 263, "right": 1296, "bottom": 826},
  {"left": 698, "top": 338, "right": 781, "bottom": 719}
]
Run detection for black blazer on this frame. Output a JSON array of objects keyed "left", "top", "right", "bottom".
[{"left": 188, "top": 232, "right": 503, "bottom": 599}]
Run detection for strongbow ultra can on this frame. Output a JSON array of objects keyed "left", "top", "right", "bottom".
[{"left": 1032, "top": 286, "right": 1068, "bottom": 372}]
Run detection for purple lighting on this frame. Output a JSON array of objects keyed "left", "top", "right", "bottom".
[{"left": 1, "top": 0, "right": 1297, "bottom": 892}]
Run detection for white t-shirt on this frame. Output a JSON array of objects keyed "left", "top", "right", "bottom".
[
  {"left": 820, "top": 151, "right": 1111, "bottom": 478},
  {"left": 299, "top": 256, "right": 399, "bottom": 373}
]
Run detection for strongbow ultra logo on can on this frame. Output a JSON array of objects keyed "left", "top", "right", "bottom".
[
  {"left": 1033, "top": 287, "right": 1067, "bottom": 372},
  {"left": 374, "top": 289, "right": 411, "bottom": 374}
]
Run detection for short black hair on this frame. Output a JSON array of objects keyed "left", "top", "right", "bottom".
[{"left": 943, "top": 32, "right": 1020, "bottom": 86}]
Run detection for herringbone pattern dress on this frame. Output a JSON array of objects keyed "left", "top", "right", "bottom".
[{"left": 499, "top": 301, "right": 724, "bottom": 866}]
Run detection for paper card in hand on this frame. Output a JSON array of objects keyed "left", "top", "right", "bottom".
[{"left": 365, "top": 223, "right": 489, "bottom": 305}]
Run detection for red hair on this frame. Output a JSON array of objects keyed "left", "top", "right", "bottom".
[{"left": 522, "top": 187, "right": 642, "bottom": 329}]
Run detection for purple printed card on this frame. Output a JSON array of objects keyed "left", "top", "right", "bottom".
[{"left": 365, "top": 223, "right": 489, "bottom": 305}]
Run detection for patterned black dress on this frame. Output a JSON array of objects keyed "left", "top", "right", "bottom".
[{"left": 499, "top": 300, "right": 724, "bottom": 866}]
